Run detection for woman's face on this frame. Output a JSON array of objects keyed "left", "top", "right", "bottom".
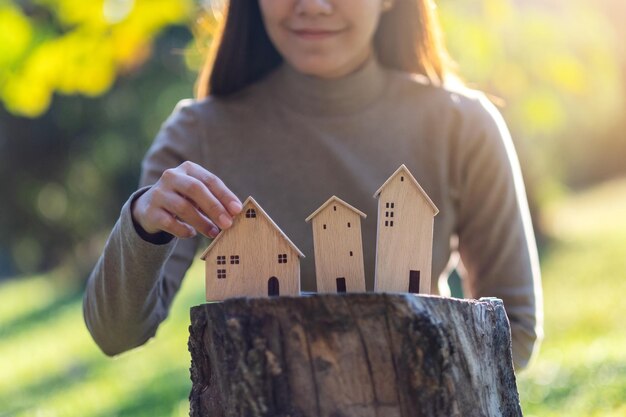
[{"left": 259, "top": 0, "right": 389, "bottom": 79}]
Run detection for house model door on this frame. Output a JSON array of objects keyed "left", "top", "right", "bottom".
[
  {"left": 409, "top": 270, "right": 421, "bottom": 293},
  {"left": 268, "top": 277, "right": 280, "bottom": 296},
  {"left": 336, "top": 277, "right": 347, "bottom": 293}
]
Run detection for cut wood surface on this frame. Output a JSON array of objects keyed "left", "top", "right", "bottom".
[{"left": 188, "top": 294, "right": 523, "bottom": 417}]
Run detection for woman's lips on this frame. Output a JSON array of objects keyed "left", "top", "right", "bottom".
[{"left": 291, "top": 28, "right": 343, "bottom": 40}]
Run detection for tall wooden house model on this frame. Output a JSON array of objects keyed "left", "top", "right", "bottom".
[
  {"left": 373, "top": 165, "right": 439, "bottom": 294},
  {"left": 306, "top": 196, "right": 367, "bottom": 294},
  {"left": 200, "top": 196, "right": 304, "bottom": 301}
]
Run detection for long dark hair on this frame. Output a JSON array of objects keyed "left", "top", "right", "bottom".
[{"left": 197, "top": 0, "right": 452, "bottom": 98}]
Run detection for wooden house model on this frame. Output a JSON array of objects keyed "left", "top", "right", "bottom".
[
  {"left": 305, "top": 196, "right": 367, "bottom": 294},
  {"left": 373, "top": 165, "right": 439, "bottom": 294},
  {"left": 200, "top": 196, "right": 304, "bottom": 301}
]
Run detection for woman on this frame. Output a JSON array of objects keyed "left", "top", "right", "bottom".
[{"left": 84, "top": 0, "right": 543, "bottom": 369}]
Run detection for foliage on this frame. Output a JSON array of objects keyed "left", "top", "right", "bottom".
[
  {"left": 0, "top": 1, "right": 226, "bottom": 276},
  {"left": 0, "top": 0, "right": 193, "bottom": 117},
  {"left": 0, "top": 25, "right": 197, "bottom": 276},
  {"left": 1, "top": 179, "right": 625, "bottom": 415}
]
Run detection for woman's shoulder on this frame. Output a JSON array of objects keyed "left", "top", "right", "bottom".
[
  {"left": 161, "top": 88, "right": 265, "bottom": 138},
  {"left": 384, "top": 68, "right": 512, "bottom": 157},
  {"left": 170, "top": 88, "right": 261, "bottom": 117},
  {"left": 386, "top": 68, "right": 501, "bottom": 125}
]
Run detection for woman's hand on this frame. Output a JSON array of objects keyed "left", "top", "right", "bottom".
[{"left": 132, "top": 161, "right": 242, "bottom": 239}]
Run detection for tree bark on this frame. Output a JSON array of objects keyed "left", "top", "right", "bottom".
[{"left": 188, "top": 294, "right": 523, "bottom": 417}]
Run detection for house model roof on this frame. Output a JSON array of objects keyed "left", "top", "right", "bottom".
[
  {"left": 373, "top": 164, "right": 440, "bottom": 215},
  {"left": 305, "top": 195, "right": 367, "bottom": 223},
  {"left": 200, "top": 196, "right": 305, "bottom": 260}
]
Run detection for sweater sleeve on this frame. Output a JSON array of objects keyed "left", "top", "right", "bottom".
[
  {"left": 455, "top": 95, "right": 544, "bottom": 370},
  {"left": 83, "top": 100, "right": 203, "bottom": 356}
]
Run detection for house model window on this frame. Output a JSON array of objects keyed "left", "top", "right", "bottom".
[
  {"left": 217, "top": 269, "right": 226, "bottom": 279},
  {"left": 216, "top": 256, "right": 226, "bottom": 265},
  {"left": 245, "top": 209, "right": 257, "bottom": 218},
  {"left": 385, "top": 202, "right": 395, "bottom": 227},
  {"left": 230, "top": 255, "right": 240, "bottom": 265},
  {"left": 278, "top": 253, "right": 288, "bottom": 264}
]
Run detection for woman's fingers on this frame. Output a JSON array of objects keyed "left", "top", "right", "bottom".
[
  {"left": 181, "top": 162, "right": 243, "bottom": 216},
  {"left": 164, "top": 170, "right": 233, "bottom": 230},
  {"left": 167, "top": 192, "right": 220, "bottom": 238},
  {"left": 152, "top": 209, "right": 197, "bottom": 239},
  {"left": 138, "top": 186, "right": 219, "bottom": 239},
  {"left": 133, "top": 161, "right": 241, "bottom": 240}
]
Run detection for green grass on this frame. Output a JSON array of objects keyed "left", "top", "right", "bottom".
[
  {"left": 517, "top": 178, "right": 626, "bottom": 417},
  {"left": 0, "top": 263, "right": 206, "bottom": 417},
  {"left": 1, "top": 178, "right": 625, "bottom": 416}
]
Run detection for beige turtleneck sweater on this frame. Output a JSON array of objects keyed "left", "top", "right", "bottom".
[{"left": 83, "top": 57, "right": 543, "bottom": 369}]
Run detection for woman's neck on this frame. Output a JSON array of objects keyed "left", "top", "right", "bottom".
[{"left": 266, "top": 54, "right": 389, "bottom": 117}]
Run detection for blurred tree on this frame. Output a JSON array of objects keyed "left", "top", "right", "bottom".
[
  {"left": 0, "top": 1, "right": 222, "bottom": 278},
  {"left": 569, "top": 0, "right": 626, "bottom": 186},
  {"left": 0, "top": 0, "right": 193, "bottom": 117},
  {"left": 440, "top": 0, "right": 624, "bottom": 200},
  {"left": 0, "top": 25, "right": 197, "bottom": 277}
]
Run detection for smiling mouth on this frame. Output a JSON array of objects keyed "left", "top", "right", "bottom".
[{"left": 291, "top": 28, "right": 344, "bottom": 40}]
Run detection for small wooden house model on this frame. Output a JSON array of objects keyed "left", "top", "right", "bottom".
[
  {"left": 200, "top": 196, "right": 304, "bottom": 301},
  {"left": 305, "top": 196, "right": 367, "bottom": 293},
  {"left": 373, "top": 165, "right": 439, "bottom": 294}
]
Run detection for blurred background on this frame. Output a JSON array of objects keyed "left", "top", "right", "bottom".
[{"left": 0, "top": 0, "right": 624, "bottom": 416}]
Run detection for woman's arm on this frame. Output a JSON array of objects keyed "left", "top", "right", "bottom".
[
  {"left": 82, "top": 189, "right": 195, "bottom": 356},
  {"left": 83, "top": 100, "right": 240, "bottom": 356},
  {"left": 455, "top": 95, "right": 544, "bottom": 370}
]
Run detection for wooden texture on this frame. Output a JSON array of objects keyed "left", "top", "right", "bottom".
[
  {"left": 201, "top": 197, "right": 304, "bottom": 301},
  {"left": 306, "top": 196, "right": 367, "bottom": 293},
  {"left": 373, "top": 165, "right": 438, "bottom": 294},
  {"left": 188, "top": 294, "right": 523, "bottom": 417}
]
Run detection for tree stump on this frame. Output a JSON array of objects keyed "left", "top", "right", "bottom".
[{"left": 188, "top": 294, "right": 523, "bottom": 417}]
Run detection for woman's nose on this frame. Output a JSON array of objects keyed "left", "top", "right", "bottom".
[{"left": 294, "top": 0, "right": 334, "bottom": 16}]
